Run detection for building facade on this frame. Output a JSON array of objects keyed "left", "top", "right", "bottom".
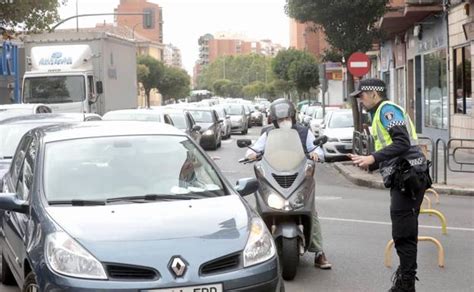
[
  {"left": 163, "top": 44, "right": 182, "bottom": 68},
  {"left": 289, "top": 19, "right": 329, "bottom": 61}
]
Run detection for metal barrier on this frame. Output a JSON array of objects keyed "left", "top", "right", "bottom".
[
  {"left": 447, "top": 139, "right": 474, "bottom": 173},
  {"left": 384, "top": 237, "right": 445, "bottom": 268},
  {"left": 420, "top": 209, "right": 448, "bottom": 235},
  {"left": 434, "top": 138, "right": 447, "bottom": 184}
]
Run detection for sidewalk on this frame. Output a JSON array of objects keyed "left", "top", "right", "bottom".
[{"left": 333, "top": 161, "right": 474, "bottom": 196}]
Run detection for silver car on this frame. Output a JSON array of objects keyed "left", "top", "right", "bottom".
[
  {"left": 225, "top": 103, "right": 249, "bottom": 134},
  {"left": 320, "top": 109, "right": 354, "bottom": 161},
  {"left": 213, "top": 105, "right": 232, "bottom": 139}
]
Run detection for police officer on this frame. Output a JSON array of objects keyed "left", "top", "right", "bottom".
[
  {"left": 348, "top": 79, "right": 431, "bottom": 292},
  {"left": 246, "top": 98, "right": 332, "bottom": 269}
]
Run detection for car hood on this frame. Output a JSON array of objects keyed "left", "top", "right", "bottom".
[
  {"left": 46, "top": 195, "right": 252, "bottom": 270},
  {"left": 323, "top": 127, "right": 354, "bottom": 140},
  {"left": 229, "top": 115, "right": 243, "bottom": 121},
  {"left": 196, "top": 122, "right": 214, "bottom": 131}
]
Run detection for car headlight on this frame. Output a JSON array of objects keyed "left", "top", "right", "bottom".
[
  {"left": 45, "top": 232, "right": 107, "bottom": 280},
  {"left": 328, "top": 137, "right": 339, "bottom": 142},
  {"left": 203, "top": 130, "right": 214, "bottom": 135},
  {"left": 243, "top": 217, "right": 276, "bottom": 267},
  {"left": 267, "top": 193, "right": 285, "bottom": 210}
]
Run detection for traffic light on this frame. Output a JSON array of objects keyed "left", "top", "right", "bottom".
[{"left": 143, "top": 9, "right": 154, "bottom": 29}]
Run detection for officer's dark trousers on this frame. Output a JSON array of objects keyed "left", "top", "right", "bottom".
[{"left": 390, "top": 178, "right": 427, "bottom": 275}]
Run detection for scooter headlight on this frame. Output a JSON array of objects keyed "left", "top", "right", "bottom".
[
  {"left": 243, "top": 217, "right": 276, "bottom": 267},
  {"left": 267, "top": 193, "right": 285, "bottom": 210}
]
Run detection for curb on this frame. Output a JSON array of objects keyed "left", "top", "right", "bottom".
[{"left": 333, "top": 162, "right": 474, "bottom": 197}]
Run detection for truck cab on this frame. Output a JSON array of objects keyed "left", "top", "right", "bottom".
[{"left": 22, "top": 44, "right": 101, "bottom": 113}]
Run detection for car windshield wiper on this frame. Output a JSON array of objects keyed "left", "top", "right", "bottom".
[
  {"left": 48, "top": 199, "right": 106, "bottom": 206},
  {"left": 106, "top": 194, "right": 202, "bottom": 203}
]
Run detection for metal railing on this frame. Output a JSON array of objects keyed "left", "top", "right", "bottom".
[{"left": 433, "top": 138, "right": 474, "bottom": 184}]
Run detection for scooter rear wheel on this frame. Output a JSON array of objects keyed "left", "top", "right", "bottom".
[{"left": 280, "top": 238, "right": 299, "bottom": 280}]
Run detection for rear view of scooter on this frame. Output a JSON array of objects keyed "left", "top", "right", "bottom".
[{"left": 238, "top": 129, "right": 327, "bottom": 280}]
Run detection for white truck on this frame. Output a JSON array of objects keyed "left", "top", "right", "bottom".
[{"left": 22, "top": 31, "right": 138, "bottom": 115}]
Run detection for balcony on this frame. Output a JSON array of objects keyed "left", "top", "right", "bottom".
[{"left": 377, "top": 0, "right": 443, "bottom": 36}]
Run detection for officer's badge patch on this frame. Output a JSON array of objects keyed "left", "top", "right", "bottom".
[{"left": 384, "top": 112, "right": 394, "bottom": 120}]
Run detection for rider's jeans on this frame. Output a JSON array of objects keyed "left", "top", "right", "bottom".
[{"left": 308, "top": 211, "right": 324, "bottom": 253}]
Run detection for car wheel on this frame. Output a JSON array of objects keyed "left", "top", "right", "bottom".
[
  {"left": 22, "top": 271, "right": 39, "bottom": 292},
  {"left": 1, "top": 253, "right": 16, "bottom": 285}
]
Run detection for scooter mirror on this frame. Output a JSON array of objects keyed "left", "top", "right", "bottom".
[
  {"left": 235, "top": 178, "right": 259, "bottom": 196},
  {"left": 314, "top": 135, "right": 328, "bottom": 146},
  {"left": 236, "top": 139, "right": 252, "bottom": 148}
]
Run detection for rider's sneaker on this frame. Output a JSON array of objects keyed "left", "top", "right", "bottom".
[{"left": 314, "top": 252, "right": 332, "bottom": 269}]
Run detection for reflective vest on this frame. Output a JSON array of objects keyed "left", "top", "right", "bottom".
[{"left": 372, "top": 101, "right": 418, "bottom": 151}]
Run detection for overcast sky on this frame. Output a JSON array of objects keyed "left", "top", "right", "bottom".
[{"left": 58, "top": 0, "right": 290, "bottom": 75}]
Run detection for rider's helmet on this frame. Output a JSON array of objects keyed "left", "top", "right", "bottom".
[{"left": 269, "top": 98, "right": 296, "bottom": 128}]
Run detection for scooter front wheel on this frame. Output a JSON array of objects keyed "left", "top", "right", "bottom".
[{"left": 280, "top": 238, "right": 299, "bottom": 280}]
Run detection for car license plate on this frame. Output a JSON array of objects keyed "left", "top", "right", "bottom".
[
  {"left": 344, "top": 144, "right": 352, "bottom": 150},
  {"left": 143, "top": 283, "right": 223, "bottom": 292}
]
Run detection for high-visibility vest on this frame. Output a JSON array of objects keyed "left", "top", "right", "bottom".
[{"left": 372, "top": 101, "right": 418, "bottom": 152}]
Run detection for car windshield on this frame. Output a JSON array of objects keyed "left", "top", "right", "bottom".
[
  {"left": 328, "top": 111, "right": 354, "bottom": 128},
  {"left": 214, "top": 108, "right": 226, "bottom": 118},
  {"left": 305, "top": 106, "right": 317, "bottom": 116},
  {"left": 169, "top": 113, "right": 187, "bottom": 129},
  {"left": 103, "top": 111, "right": 162, "bottom": 122},
  {"left": 43, "top": 135, "right": 226, "bottom": 202},
  {"left": 0, "top": 123, "right": 48, "bottom": 158},
  {"left": 189, "top": 110, "right": 213, "bottom": 123},
  {"left": 23, "top": 75, "right": 85, "bottom": 103},
  {"left": 226, "top": 104, "right": 244, "bottom": 115}
]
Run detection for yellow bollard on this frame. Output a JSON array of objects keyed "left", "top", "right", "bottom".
[
  {"left": 384, "top": 237, "right": 445, "bottom": 268},
  {"left": 420, "top": 209, "right": 447, "bottom": 234},
  {"left": 425, "top": 188, "right": 440, "bottom": 204},
  {"left": 422, "top": 195, "right": 432, "bottom": 210}
]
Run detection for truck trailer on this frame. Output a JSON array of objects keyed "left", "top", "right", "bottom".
[{"left": 22, "top": 31, "right": 138, "bottom": 115}]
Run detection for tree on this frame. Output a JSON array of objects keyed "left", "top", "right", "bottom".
[
  {"left": 137, "top": 55, "right": 165, "bottom": 107},
  {"left": 286, "top": 0, "right": 388, "bottom": 91},
  {"left": 212, "top": 79, "right": 232, "bottom": 96},
  {"left": 243, "top": 81, "right": 266, "bottom": 98},
  {"left": 159, "top": 66, "right": 191, "bottom": 101},
  {"left": 290, "top": 63, "right": 319, "bottom": 99},
  {"left": 0, "top": 0, "right": 67, "bottom": 32}
]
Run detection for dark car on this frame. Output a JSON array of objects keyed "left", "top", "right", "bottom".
[
  {"left": 164, "top": 109, "right": 202, "bottom": 144},
  {"left": 0, "top": 122, "right": 283, "bottom": 291},
  {"left": 187, "top": 108, "right": 223, "bottom": 150}
]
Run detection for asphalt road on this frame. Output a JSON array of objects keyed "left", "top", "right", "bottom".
[{"left": 2, "top": 125, "right": 473, "bottom": 292}]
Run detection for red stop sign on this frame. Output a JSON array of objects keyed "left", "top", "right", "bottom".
[{"left": 347, "top": 52, "right": 371, "bottom": 77}]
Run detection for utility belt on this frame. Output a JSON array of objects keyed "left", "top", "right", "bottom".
[{"left": 380, "top": 147, "right": 432, "bottom": 194}]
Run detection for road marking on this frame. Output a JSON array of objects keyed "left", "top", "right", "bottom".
[{"left": 319, "top": 216, "right": 474, "bottom": 232}]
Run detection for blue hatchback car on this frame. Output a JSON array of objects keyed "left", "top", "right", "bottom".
[{"left": 0, "top": 122, "right": 283, "bottom": 291}]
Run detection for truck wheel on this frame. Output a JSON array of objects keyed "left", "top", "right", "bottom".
[
  {"left": 1, "top": 253, "right": 16, "bottom": 285},
  {"left": 22, "top": 271, "right": 39, "bottom": 292},
  {"left": 280, "top": 238, "right": 299, "bottom": 281}
]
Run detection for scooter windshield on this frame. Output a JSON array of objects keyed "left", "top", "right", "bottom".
[{"left": 264, "top": 129, "right": 305, "bottom": 172}]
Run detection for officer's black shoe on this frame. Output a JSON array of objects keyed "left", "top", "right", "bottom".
[{"left": 389, "top": 268, "right": 418, "bottom": 292}]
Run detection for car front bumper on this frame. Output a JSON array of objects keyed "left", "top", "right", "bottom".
[
  {"left": 323, "top": 141, "right": 353, "bottom": 159},
  {"left": 38, "top": 256, "right": 280, "bottom": 292},
  {"left": 200, "top": 134, "right": 217, "bottom": 148}
]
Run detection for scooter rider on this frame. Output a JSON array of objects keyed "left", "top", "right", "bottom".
[
  {"left": 348, "top": 79, "right": 431, "bottom": 292},
  {"left": 246, "top": 98, "right": 332, "bottom": 269}
]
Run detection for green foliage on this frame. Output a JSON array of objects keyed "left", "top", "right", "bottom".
[
  {"left": 286, "top": 0, "right": 388, "bottom": 59},
  {"left": 212, "top": 79, "right": 232, "bottom": 96},
  {"left": 137, "top": 55, "right": 190, "bottom": 103},
  {"left": 243, "top": 81, "right": 266, "bottom": 98},
  {"left": 198, "top": 54, "right": 274, "bottom": 95},
  {"left": 0, "top": 0, "right": 67, "bottom": 32},
  {"left": 291, "top": 62, "right": 319, "bottom": 95}
]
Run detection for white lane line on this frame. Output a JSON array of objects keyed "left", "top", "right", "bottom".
[{"left": 319, "top": 216, "right": 474, "bottom": 232}]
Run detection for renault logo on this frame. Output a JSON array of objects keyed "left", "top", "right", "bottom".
[{"left": 169, "top": 256, "right": 187, "bottom": 277}]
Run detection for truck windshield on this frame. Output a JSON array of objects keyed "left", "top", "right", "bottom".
[{"left": 23, "top": 76, "right": 85, "bottom": 104}]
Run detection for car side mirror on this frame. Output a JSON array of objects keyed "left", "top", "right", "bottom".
[
  {"left": 235, "top": 178, "right": 259, "bottom": 197},
  {"left": 0, "top": 194, "right": 29, "bottom": 214},
  {"left": 314, "top": 135, "right": 328, "bottom": 146},
  {"left": 192, "top": 125, "right": 201, "bottom": 132},
  {"left": 236, "top": 139, "right": 252, "bottom": 148},
  {"left": 218, "top": 119, "right": 224, "bottom": 123},
  {"left": 96, "top": 81, "right": 103, "bottom": 95}
]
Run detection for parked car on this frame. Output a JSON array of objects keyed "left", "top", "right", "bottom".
[
  {"left": 187, "top": 108, "right": 222, "bottom": 150},
  {"left": 250, "top": 105, "right": 264, "bottom": 126},
  {"left": 301, "top": 106, "right": 319, "bottom": 126},
  {"left": 213, "top": 106, "right": 232, "bottom": 140},
  {"left": 0, "top": 122, "right": 283, "bottom": 291},
  {"left": 225, "top": 103, "right": 249, "bottom": 135},
  {"left": 0, "top": 113, "right": 101, "bottom": 188},
  {"left": 163, "top": 109, "right": 202, "bottom": 144},
  {"left": 102, "top": 109, "right": 174, "bottom": 125},
  {"left": 243, "top": 104, "right": 253, "bottom": 128},
  {"left": 0, "top": 104, "right": 52, "bottom": 122},
  {"left": 309, "top": 106, "right": 340, "bottom": 136},
  {"left": 320, "top": 109, "right": 354, "bottom": 161},
  {"left": 297, "top": 104, "right": 309, "bottom": 123}
]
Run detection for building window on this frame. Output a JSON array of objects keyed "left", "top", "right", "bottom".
[
  {"left": 453, "top": 46, "right": 472, "bottom": 115},
  {"left": 423, "top": 49, "right": 448, "bottom": 129}
]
